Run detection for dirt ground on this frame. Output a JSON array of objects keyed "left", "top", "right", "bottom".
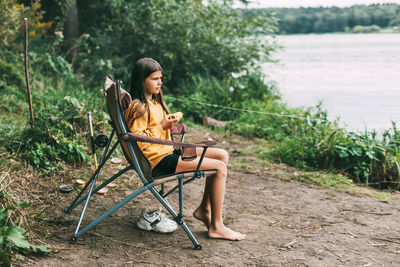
[{"left": 13, "top": 128, "right": 400, "bottom": 266}]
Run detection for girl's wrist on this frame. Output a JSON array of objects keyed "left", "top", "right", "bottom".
[{"left": 160, "top": 121, "right": 169, "bottom": 130}]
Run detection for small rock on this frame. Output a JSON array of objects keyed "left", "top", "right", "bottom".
[
  {"left": 96, "top": 187, "right": 108, "bottom": 195},
  {"left": 111, "top": 157, "right": 123, "bottom": 164}
]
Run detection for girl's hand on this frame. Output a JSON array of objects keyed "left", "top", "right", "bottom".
[{"left": 160, "top": 115, "right": 179, "bottom": 130}]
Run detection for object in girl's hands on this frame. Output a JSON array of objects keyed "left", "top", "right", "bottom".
[{"left": 169, "top": 112, "right": 183, "bottom": 120}]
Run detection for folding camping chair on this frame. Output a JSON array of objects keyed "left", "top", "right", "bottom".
[{"left": 64, "top": 76, "right": 217, "bottom": 249}]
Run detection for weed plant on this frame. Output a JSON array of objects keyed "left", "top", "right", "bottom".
[{"left": 0, "top": 202, "right": 51, "bottom": 265}]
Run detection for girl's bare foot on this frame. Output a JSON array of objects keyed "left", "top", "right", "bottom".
[
  {"left": 208, "top": 225, "right": 246, "bottom": 241},
  {"left": 193, "top": 207, "right": 211, "bottom": 229}
]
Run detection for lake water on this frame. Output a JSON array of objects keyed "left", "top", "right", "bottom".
[{"left": 262, "top": 33, "right": 400, "bottom": 132}]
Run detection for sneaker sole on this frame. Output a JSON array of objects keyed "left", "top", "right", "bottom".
[
  {"left": 136, "top": 221, "right": 178, "bottom": 233},
  {"left": 136, "top": 220, "right": 153, "bottom": 231}
]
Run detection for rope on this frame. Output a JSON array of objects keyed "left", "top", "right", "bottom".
[{"left": 164, "top": 96, "right": 307, "bottom": 120}]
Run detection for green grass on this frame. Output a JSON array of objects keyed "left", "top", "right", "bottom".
[
  {"left": 371, "top": 191, "right": 395, "bottom": 201},
  {"left": 296, "top": 171, "right": 353, "bottom": 188}
]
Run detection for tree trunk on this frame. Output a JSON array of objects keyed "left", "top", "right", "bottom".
[{"left": 63, "top": 0, "right": 79, "bottom": 51}]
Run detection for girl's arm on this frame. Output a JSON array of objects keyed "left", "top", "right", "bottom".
[
  {"left": 125, "top": 107, "right": 154, "bottom": 137},
  {"left": 125, "top": 100, "right": 178, "bottom": 137},
  {"left": 160, "top": 115, "right": 179, "bottom": 130}
]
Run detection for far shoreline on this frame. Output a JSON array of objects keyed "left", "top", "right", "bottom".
[{"left": 275, "top": 26, "right": 400, "bottom": 36}]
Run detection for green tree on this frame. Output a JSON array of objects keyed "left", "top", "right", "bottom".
[
  {"left": 262, "top": 4, "right": 400, "bottom": 34},
  {"left": 73, "top": 0, "right": 278, "bottom": 91}
]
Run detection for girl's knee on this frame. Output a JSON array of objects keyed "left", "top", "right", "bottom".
[
  {"left": 216, "top": 161, "right": 227, "bottom": 177},
  {"left": 218, "top": 149, "right": 229, "bottom": 165}
]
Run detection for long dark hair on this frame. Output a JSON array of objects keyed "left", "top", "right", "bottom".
[{"left": 129, "top": 58, "right": 170, "bottom": 120}]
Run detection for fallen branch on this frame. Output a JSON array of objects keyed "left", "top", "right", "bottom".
[
  {"left": 372, "top": 237, "right": 400, "bottom": 245},
  {"left": 367, "top": 257, "right": 386, "bottom": 267},
  {"left": 341, "top": 209, "right": 392, "bottom": 216},
  {"left": 323, "top": 245, "right": 343, "bottom": 262},
  {"left": 203, "top": 116, "right": 227, "bottom": 127},
  {"left": 90, "top": 232, "right": 138, "bottom": 247}
]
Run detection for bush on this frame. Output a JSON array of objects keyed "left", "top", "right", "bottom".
[
  {"left": 0, "top": 28, "right": 109, "bottom": 170},
  {"left": 72, "top": 0, "right": 278, "bottom": 90},
  {"left": 167, "top": 71, "right": 281, "bottom": 123},
  {"left": 0, "top": 59, "right": 25, "bottom": 91},
  {"left": 16, "top": 96, "right": 89, "bottom": 170},
  {"left": 268, "top": 116, "right": 400, "bottom": 188}
]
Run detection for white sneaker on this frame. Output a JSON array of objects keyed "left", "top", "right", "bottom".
[{"left": 137, "top": 207, "right": 178, "bottom": 233}]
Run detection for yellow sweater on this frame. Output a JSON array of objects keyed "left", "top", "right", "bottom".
[{"left": 124, "top": 99, "right": 173, "bottom": 168}]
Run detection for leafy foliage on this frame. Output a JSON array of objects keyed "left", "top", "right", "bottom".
[
  {"left": 0, "top": 0, "right": 42, "bottom": 50},
  {"left": 267, "top": 118, "right": 400, "bottom": 188},
  {"left": 168, "top": 70, "right": 281, "bottom": 123},
  {"left": 0, "top": 58, "right": 24, "bottom": 91},
  {"left": 0, "top": 42, "right": 110, "bottom": 170},
  {"left": 72, "top": 0, "right": 278, "bottom": 90},
  {"left": 0, "top": 203, "right": 52, "bottom": 265},
  {"left": 16, "top": 96, "right": 90, "bottom": 170}
]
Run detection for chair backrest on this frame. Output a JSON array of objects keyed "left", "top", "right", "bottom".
[{"left": 103, "top": 76, "right": 153, "bottom": 180}]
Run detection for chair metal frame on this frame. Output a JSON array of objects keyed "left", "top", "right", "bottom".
[{"left": 65, "top": 80, "right": 216, "bottom": 250}]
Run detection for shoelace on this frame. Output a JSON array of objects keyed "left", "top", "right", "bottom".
[{"left": 153, "top": 210, "right": 169, "bottom": 222}]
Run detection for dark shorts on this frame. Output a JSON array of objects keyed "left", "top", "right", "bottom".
[{"left": 151, "top": 149, "right": 181, "bottom": 177}]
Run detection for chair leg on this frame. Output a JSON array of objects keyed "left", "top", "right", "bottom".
[
  {"left": 178, "top": 178, "right": 184, "bottom": 218},
  {"left": 71, "top": 182, "right": 155, "bottom": 241},
  {"left": 149, "top": 187, "right": 202, "bottom": 250},
  {"left": 71, "top": 183, "right": 202, "bottom": 250},
  {"left": 67, "top": 166, "right": 132, "bottom": 213},
  {"left": 159, "top": 183, "right": 165, "bottom": 196},
  {"left": 73, "top": 172, "right": 100, "bottom": 237},
  {"left": 65, "top": 136, "right": 119, "bottom": 214}
]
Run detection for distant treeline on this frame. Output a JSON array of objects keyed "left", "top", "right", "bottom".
[{"left": 243, "top": 4, "right": 400, "bottom": 34}]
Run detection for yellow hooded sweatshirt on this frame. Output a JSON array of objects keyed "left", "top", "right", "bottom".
[{"left": 124, "top": 99, "right": 173, "bottom": 168}]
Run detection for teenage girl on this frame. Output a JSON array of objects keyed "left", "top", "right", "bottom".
[{"left": 125, "top": 57, "right": 245, "bottom": 241}]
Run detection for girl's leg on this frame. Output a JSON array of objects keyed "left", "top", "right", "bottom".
[
  {"left": 198, "top": 147, "right": 229, "bottom": 164},
  {"left": 192, "top": 148, "right": 228, "bottom": 227},
  {"left": 175, "top": 150, "right": 245, "bottom": 241}
]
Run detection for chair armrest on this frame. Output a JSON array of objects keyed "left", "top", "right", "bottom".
[
  {"left": 121, "top": 132, "right": 216, "bottom": 165},
  {"left": 120, "top": 132, "right": 216, "bottom": 148},
  {"left": 171, "top": 124, "right": 188, "bottom": 135}
]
